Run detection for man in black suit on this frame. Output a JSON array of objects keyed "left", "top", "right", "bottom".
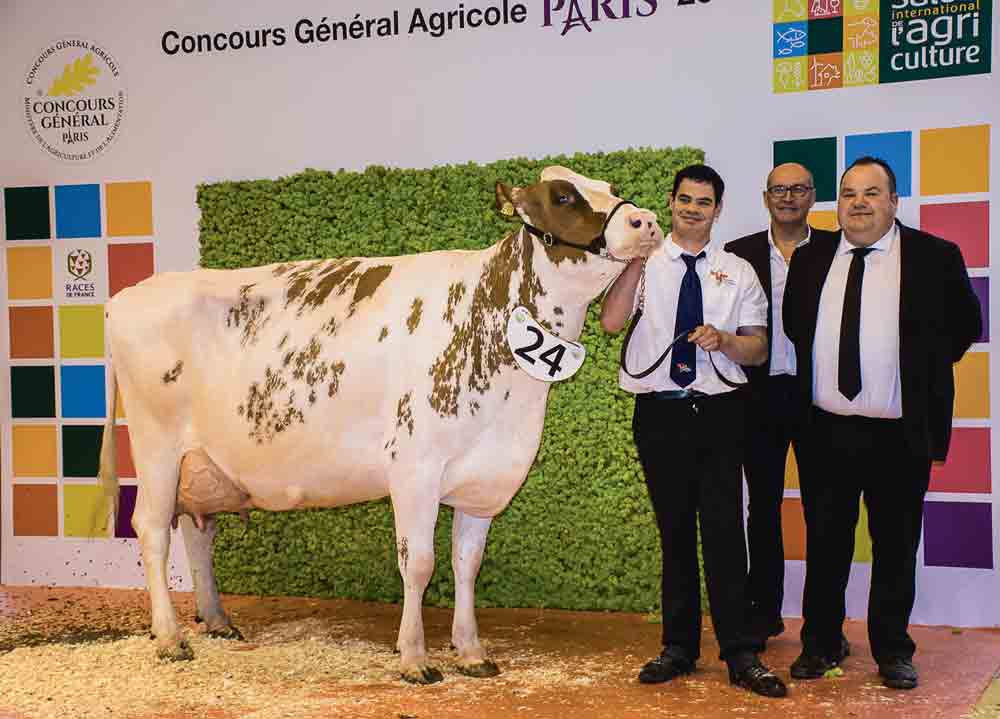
[
  {"left": 783, "top": 156, "right": 981, "bottom": 690},
  {"left": 725, "top": 163, "right": 838, "bottom": 650}
]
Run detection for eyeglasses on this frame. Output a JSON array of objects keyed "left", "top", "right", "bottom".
[{"left": 766, "top": 184, "right": 814, "bottom": 198}]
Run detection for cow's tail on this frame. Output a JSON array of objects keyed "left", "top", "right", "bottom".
[{"left": 98, "top": 358, "right": 120, "bottom": 530}]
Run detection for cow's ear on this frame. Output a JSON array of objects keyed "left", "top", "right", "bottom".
[{"left": 495, "top": 182, "right": 521, "bottom": 221}]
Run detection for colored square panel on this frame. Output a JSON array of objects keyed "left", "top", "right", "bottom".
[
  {"left": 106, "top": 181, "right": 153, "bottom": 237},
  {"left": 784, "top": 444, "right": 800, "bottom": 489},
  {"left": 774, "top": 0, "right": 807, "bottom": 22},
  {"left": 60, "top": 365, "right": 106, "bottom": 418},
  {"left": 54, "top": 184, "right": 101, "bottom": 239},
  {"left": 920, "top": 201, "right": 989, "bottom": 268},
  {"left": 921, "top": 125, "right": 990, "bottom": 196},
  {"left": 781, "top": 497, "right": 806, "bottom": 560},
  {"left": 954, "top": 352, "right": 989, "bottom": 419},
  {"left": 808, "top": 53, "right": 843, "bottom": 90},
  {"left": 108, "top": 242, "right": 155, "bottom": 297},
  {"left": 4, "top": 186, "right": 50, "bottom": 241},
  {"left": 844, "top": 0, "right": 877, "bottom": 16},
  {"left": 64, "top": 484, "right": 110, "bottom": 538},
  {"left": 62, "top": 424, "right": 104, "bottom": 478},
  {"left": 11, "top": 365, "right": 55, "bottom": 418},
  {"left": 58, "top": 240, "right": 108, "bottom": 304},
  {"left": 6, "top": 246, "right": 53, "bottom": 300},
  {"left": 808, "top": 17, "right": 843, "bottom": 54},
  {"left": 12, "top": 425, "right": 58, "bottom": 477},
  {"left": 59, "top": 304, "right": 104, "bottom": 358},
  {"left": 843, "top": 49, "right": 878, "bottom": 86},
  {"left": 116, "top": 485, "right": 137, "bottom": 539},
  {"left": 9, "top": 306, "right": 54, "bottom": 359},
  {"left": 808, "top": 210, "right": 839, "bottom": 232},
  {"left": 845, "top": 132, "right": 912, "bottom": 197},
  {"left": 923, "top": 501, "right": 993, "bottom": 569},
  {"left": 854, "top": 499, "right": 872, "bottom": 563},
  {"left": 809, "top": 0, "right": 842, "bottom": 19},
  {"left": 774, "top": 137, "right": 838, "bottom": 201},
  {"left": 774, "top": 57, "right": 808, "bottom": 93},
  {"left": 115, "top": 425, "right": 136, "bottom": 478},
  {"left": 970, "top": 277, "right": 989, "bottom": 343},
  {"left": 844, "top": 14, "right": 878, "bottom": 51},
  {"left": 13, "top": 485, "right": 58, "bottom": 536},
  {"left": 930, "top": 427, "right": 990, "bottom": 493},
  {"left": 774, "top": 22, "right": 808, "bottom": 59}
]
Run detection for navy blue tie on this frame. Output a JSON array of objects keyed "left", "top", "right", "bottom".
[{"left": 671, "top": 252, "right": 705, "bottom": 387}]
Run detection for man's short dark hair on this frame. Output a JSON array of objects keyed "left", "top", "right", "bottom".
[
  {"left": 842, "top": 156, "right": 897, "bottom": 195},
  {"left": 672, "top": 163, "right": 725, "bottom": 204}
]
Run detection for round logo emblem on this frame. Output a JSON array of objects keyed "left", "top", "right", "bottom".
[{"left": 22, "top": 38, "right": 126, "bottom": 162}]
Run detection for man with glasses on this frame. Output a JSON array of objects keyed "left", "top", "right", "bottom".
[
  {"left": 783, "top": 156, "right": 980, "bottom": 689},
  {"left": 724, "top": 163, "right": 838, "bottom": 651}
]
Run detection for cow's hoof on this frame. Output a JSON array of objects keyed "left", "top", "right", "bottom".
[
  {"left": 456, "top": 659, "right": 500, "bottom": 678},
  {"left": 208, "top": 625, "right": 245, "bottom": 641},
  {"left": 401, "top": 666, "right": 444, "bottom": 685},
  {"left": 156, "top": 639, "right": 194, "bottom": 662}
]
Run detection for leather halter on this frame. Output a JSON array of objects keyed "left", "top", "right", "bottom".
[{"left": 521, "top": 199, "right": 635, "bottom": 264}]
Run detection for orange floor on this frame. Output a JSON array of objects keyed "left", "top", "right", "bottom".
[{"left": 0, "top": 587, "right": 997, "bottom": 718}]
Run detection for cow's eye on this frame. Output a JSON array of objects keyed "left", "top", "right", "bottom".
[{"left": 555, "top": 193, "right": 573, "bottom": 205}]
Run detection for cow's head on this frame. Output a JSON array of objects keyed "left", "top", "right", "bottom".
[{"left": 495, "top": 166, "right": 663, "bottom": 263}]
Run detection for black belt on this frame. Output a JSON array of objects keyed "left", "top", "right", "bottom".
[{"left": 644, "top": 389, "right": 709, "bottom": 400}]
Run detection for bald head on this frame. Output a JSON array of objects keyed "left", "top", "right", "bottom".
[
  {"left": 767, "top": 163, "right": 814, "bottom": 189},
  {"left": 764, "top": 162, "right": 816, "bottom": 231}
]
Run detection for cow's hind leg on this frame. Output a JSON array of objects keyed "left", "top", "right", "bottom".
[
  {"left": 390, "top": 481, "right": 443, "bottom": 684},
  {"left": 179, "top": 515, "right": 243, "bottom": 640},
  {"left": 451, "top": 510, "right": 499, "bottom": 677},
  {"left": 131, "top": 458, "right": 193, "bottom": 661}
]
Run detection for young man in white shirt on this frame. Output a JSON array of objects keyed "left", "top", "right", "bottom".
[{"left": 601, "top": 164, "right": 786, "bottom": 698}]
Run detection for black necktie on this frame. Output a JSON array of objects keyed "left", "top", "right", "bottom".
[
  {"left": 670, "top": 252, "right": 705, "bottom": 388},
  {"left": 838, "top": 247, "right": 875, "bottom": 400}
]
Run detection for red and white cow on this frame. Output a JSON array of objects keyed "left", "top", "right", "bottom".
[{"left": 99, "top": 166, "right": 663, "bottom": 683}]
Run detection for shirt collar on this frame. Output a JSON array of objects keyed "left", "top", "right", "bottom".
[
  {"left": 837, "top": 222, "right": 898, "bottom": 256},
  {"left": 767, "top": 225, "right": 811, "bottom": 254},
  {"left": 665, "top": 232, "right": 716, "bottom": 262}
]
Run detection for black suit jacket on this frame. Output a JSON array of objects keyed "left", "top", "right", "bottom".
[
  {"left": 725, "top": 226, "right": 840, "bottom": 386},
  {"left": 782, "top": 220, "right": 982, "bottom": 461}
]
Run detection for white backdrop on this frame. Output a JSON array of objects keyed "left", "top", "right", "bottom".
[{"left": 1, "top": 0, "right": 998, "bottom": 626}]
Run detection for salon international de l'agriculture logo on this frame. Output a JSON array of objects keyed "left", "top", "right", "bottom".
[
  {"left": 772, "top": 0, "right": 992, "bottom": 93},
  {"left": 22, "top": 38, "right": 127, "bottom": 162}
]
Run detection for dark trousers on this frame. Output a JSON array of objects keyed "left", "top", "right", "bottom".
[
  {"left": 743, "top": 374, "right": 800, "bottom": 625},
  {"left": 799, "top": 407, "right": 930, "bottom": 664},
  {"left": 633, "top": 390, "right": 756, "bottom": 663}
]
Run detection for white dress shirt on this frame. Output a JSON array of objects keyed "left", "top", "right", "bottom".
[
  {"left": 620, "top": 233, "right": 768, "bottom": 395},
  {"left": 813, "top": 224, "right": 902, "bottom": 418},
  {"left": 767, "top": 227, "right": 811, "bottom": 376}
]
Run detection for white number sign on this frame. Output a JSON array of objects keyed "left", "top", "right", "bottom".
[{"left": 506, "top": 306, "right": 586, "bottom": 382}]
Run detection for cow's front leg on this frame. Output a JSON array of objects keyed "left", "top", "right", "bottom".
[
  {"left": 451, "top": 510, "right": 499, "bottom": 677},
  {"left": 132, "top": 477, "right": 193, "bottom": 661},
  {"left": 178, "top": 515, "right": 243, "bottom": 640},
  {"left": 390, "top": 482, "right": 443, "bottom": 684}
]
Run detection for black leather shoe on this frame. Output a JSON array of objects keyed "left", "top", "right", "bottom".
[
  {"left": 638, "top": 651, "right": 694, "bottom": 684},
  {"left": 730, "top": 660, "right": 788, "bottom": 698},
  {"left": 879, "top": 658, "right": 918, "bottom": 690},
  {"left": 836, "top": 635, "right": 852, "bottom": 661},
  {"left": 790, "top": 651, "right": 840, "bottom": 679}
]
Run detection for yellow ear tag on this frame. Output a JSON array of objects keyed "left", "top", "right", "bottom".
[{"left": 501, "top": 202, "right": 515, "bottom": 217}]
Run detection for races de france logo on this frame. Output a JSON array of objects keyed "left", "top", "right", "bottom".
[
  {"left": 67, "top": 248, "right": 93, "bottom": 280},
  {"left": 22, "top": 38, "right": 126, "bottom": 162}
]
